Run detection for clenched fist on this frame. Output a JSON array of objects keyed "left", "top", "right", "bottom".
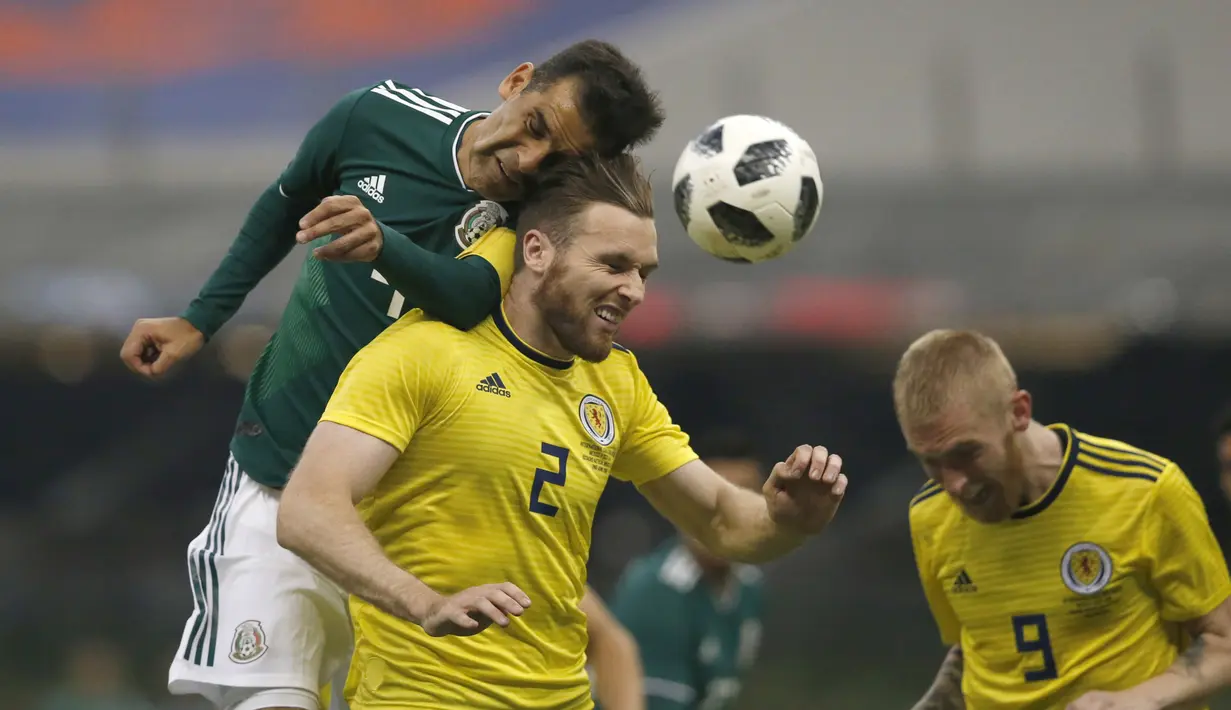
[{"left": 120, "top": 317, "right": 205, "bottom": 379}]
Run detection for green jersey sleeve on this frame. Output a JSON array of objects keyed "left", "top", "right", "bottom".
[
  {"left": 611, "top": 561, "right": 700, "bottom": 710},
  {"left": 371, "top": 223, "right": 502, "bottom": 330},
  {"left": 181, "top": 88, "right": 364, "bottom": 339}
]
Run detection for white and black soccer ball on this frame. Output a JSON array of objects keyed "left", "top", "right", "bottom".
[{"left": 671, "top": 115, "right": 823, "bottom": 263}]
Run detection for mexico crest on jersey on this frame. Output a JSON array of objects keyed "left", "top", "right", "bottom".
[
  {"left": 1060, "top": 542, "right": 1113, "bottom": 595},
  {"left": 228, "top": 620, "right": 268, "bottom": 664},
  {"left": 579, "top": 394, "right": 616, "bottom": 447},
  {"left": 455, "top": 200, "right": 509, "bottom": 248}
]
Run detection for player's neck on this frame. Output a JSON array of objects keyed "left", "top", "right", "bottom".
[
  {"left": 501, "top": 292, "right": 573, "bottom": 361},
  {"left": 1017, "top": 420, "right": 1066, "bottom": 506}
]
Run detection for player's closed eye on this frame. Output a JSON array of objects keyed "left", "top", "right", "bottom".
[{"left": 529, "top": 111, "right": 549, "bottom": 139}]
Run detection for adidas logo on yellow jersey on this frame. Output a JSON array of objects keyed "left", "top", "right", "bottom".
[
  {"left": 475, "top": 372, "right": 511, "bottom": 398},
  {"left": 952, "top": 568, "right": 977, "bottom": 593}
]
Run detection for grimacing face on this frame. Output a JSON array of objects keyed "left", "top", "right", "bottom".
[
  {"left": 463, "top": 65, "right": 596, "bottom": 201},
  {"left": 683, "top": 457, "right": 763, "bottom": 572},
  {"left": 902, "top": 392, "right": 1031, "bottom": 523},
  {"left": 529, "top": 203, "right": 657, "bottom": 362}
]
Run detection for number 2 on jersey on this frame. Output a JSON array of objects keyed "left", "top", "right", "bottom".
[
  {"left": 1012, "top": 614, "right": 1058, "bottom": 681},
  {"left": 529, "top": 443, "right": 568, "bottom": 517}
]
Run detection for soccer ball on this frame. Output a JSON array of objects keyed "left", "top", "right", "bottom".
[{"left": 671, "top": 115, "right": 823, "bottom": 263}]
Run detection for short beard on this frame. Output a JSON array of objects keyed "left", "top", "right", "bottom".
[{"left": 532, "top": 263, "right": 614, "bottom": 363}]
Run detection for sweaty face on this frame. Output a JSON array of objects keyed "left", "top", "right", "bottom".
[
  {"left": 684, "top": 458, "right": 763, "bottom": 572},
  {"left": 904, "top": 402, "right": 1026, "bottom": 523},
  {"left": 531, "top": 203, "right": 657, "bottom": 362},
  {"left": 466, "top": 75, "right": 595, "bottom": 201}
]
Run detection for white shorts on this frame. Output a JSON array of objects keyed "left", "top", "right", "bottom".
[{"left": 168, "top": 454, "right": 354, "bottom": 709}]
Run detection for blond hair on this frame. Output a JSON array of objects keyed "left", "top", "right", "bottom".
[{"left": 893, "top": 329, "right": 1019, "bottom": 425}]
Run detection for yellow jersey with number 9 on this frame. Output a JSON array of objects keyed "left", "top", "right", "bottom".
[
  {"left": 319, "top": 287, "right": 697, "bottom": 709},
  {"left": 909, "top": 424, "right": 1231, "bottom": 710}
]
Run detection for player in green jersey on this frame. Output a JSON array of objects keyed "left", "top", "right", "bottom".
[
  {"left": 610, "top": 431, "right": 767, "bottom": 710},
  {"left": 118, "top": 39, "right": 665, "bottom": 710}
]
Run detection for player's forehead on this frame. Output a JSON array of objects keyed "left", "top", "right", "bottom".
[
  {"left": 903, "top": 403, "right": 995, "bottom": 456},
  {"left": 574, "top": 203, "right": 658, "bottom": 263},
  {"left": 524, "top": 77, "right": 595, "bottom": 156}
]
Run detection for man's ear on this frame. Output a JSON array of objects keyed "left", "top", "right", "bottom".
[
  {"left": 499, "top": 63, "right": 536, "bottom": 101},
  {"left": 521, "top": 228, "right": 553, "bottom": 274}
]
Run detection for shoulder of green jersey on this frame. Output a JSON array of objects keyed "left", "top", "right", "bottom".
[
  {"left": 657, "top": 544, "right": 702, "bottom": 593},
  {"left": 368, "top": 80, "right": 472, "bottom": 125},
  {"left": 734, "top": 564, "right": 763, "bottom": 586}
]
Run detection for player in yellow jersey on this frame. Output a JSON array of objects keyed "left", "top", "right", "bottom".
[
  {"left": 275, "top": 153, "right": 848, "bottom": 710},
  {"left": 895, "top": 329, "right": 1231, "bottom": 710}
]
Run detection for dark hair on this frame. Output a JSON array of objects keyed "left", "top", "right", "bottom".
[
  {"left": 688, "top": 429, "right": 763, "bottom": 466},
  {"left": 527, "top": 39, "right": 665, "bottom": 157},
  {"left": 514, "top": 152, "right": 654, "bottom": 270}
]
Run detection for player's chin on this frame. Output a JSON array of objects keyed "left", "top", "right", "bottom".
[
  {"left": 575, "top": 332, "right": 615, "bottom": 363},
  {"left": 963, "top": 503, "right": 1012, "bottom": 524}
]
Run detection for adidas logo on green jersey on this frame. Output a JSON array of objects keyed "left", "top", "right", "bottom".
[{"left": 358, "top": 175, "right": 386, "bottom": 204}]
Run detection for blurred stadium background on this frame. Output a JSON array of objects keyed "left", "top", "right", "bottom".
[{"left": 4, "top": 0, "right": 1231, "bottom": 707}]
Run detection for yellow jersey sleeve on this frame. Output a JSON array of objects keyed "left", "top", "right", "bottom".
[
  {"left": 459, "top": 226, "right": 516, "bottom": 296},
  {"left": 320, "top": 315, "right": 456, "bottom": 452},
  {"left": 909, "top": 500, "right": 962, "bottom": 645},
  {"left": 612, "top": 354, "right": 697, "bottom": 487},
  {"left": 1146, "top": 463, "right": 1231, "bottom": 622}
]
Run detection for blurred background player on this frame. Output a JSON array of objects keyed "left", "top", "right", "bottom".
[
  {"left": 1215, "top": 404, "right": 1231, "bottom": 505},
  {"left": 609, "top": 431, "right": 765, "bottom": 710},
  {"left": 276, "top": 153, "right": 848, "bottom": 709},
  {"left": 898, "top": 329, "right": 1231, "bottom": 710},
  {"left": 118, "top": 39, "right": 664, "bottom": 710}
]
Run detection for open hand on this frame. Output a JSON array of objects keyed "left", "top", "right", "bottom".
[
  {"left": 296, "top": 195, "right": 384, "bottom": 262},
  {"left": 764, "top": 444, "right": 847, "bottom": 535},
  {"left": 421, "top": 583, "right": 532, "bottom": 638}
]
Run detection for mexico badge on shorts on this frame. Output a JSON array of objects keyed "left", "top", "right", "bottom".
[
  {"left": 1060, "top": 542, "right": 1113, "bottom": 595},
  {"left": 229, "top": 620, "right": 269, "bottom": 664},
  {"left": 455, "top": 200, "right": 509, "bottom": 248},
  {"left": 579, "top": 394, "right": 615, "bottom": 447}
]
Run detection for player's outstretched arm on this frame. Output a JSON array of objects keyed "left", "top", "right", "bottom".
[
  {"left": 581, "top": 586, "right": 646, "bottom": 710},
  {"left": 278, "top": 421, "right": 531, "bottom": 636},
  {"left": 121, "top": 92, "right": 361, "bottom": 378},
  {"left": 294, "top": 198, "right": 505, "bottom": 330},
  {"left": 638, "top": 444, "right": 847, "bottom": 564},
  {"left": 910, "top": 646, "right": 965, "bottom": 710}
]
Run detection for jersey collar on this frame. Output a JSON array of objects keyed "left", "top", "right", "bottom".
[
  {"left": 451, "top": 111, "right": 490, "bottom": 191},
  {"left": 1012, "top": 423, "right": 1078, "bottom": 519},
  {"left": 493, "top": 304, "right": 574, "bottom": 370}
]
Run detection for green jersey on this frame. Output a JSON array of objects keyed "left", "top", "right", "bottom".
[
  {"left": 611, "top": 539, "right": 765, "bottom": 710},
  {"left": 181, "top": 81, "right": 512, "bottom": 488}
]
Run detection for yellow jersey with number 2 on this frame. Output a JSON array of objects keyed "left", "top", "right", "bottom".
[{"left": 320, "top": 236, "right": 697, "bottom": 710}]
